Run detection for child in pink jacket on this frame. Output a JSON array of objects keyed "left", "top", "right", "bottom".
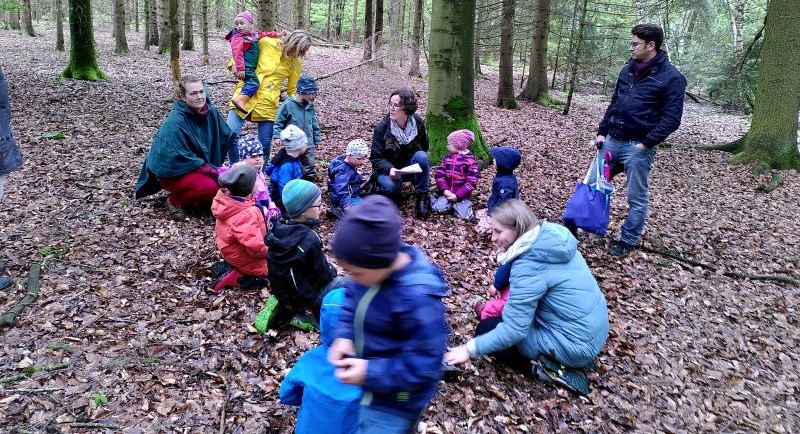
[
  {"left": 219, "top": 134, "right": 281, "bottom": 227},
  {"left": 431, "top": 129, "right": 479, "bottom": 220}
]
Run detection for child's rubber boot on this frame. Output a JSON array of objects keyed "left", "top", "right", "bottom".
[
  {"left": 213, "top": 268, "right": 244, "bottom": 292},
  {"left": 289, "top": 312, "right": 319, "bottom": 332},
  {"left": 532, "top": 355, "right": 590, "bottom": 396},
  {"left": 232, "top": 94, "right": 250, "bottom": 112},
  {"left": 254, "top": 295, "right": 279, "bottom": 334}
]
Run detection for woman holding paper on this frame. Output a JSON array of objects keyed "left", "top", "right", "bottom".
[{"left": 370, "top": 88, "right": 432, "bottom": 219}]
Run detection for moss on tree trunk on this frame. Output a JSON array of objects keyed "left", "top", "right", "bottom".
[
  {"left": 427, "top": 0, "right": 489, "bottom": 165},
  {"left": 62, "top": 0, "right": 107, "bottom": 81}
]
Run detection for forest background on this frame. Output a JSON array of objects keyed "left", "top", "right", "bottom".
[{"left": 1, "top": 0, "right": 799, "bottom": 432}]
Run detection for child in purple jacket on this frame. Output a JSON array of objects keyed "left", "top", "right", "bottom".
[{"left": 430, "top": 129, "right": 479, "bottom": 220}]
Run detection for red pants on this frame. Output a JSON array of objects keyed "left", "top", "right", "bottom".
[{"left": 158, "top": 168, "right": 219, "bottom": 209}]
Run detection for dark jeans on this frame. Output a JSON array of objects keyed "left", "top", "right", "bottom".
[{"left": 475, "top": 317, "right": 532, "bottom": 373}]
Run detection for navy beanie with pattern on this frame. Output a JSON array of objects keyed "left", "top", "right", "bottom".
[
  {"left": 332, "top": 195, "right": 402, "bottom": 269},
  {"left": 237, "top": 134, "right": 263, "bottom": 161},
  {"left": 296, "top": 74, "right": 318, "bottom": 95}
]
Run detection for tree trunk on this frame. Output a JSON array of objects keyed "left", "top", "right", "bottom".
[
  {"left": 326, "top": 0, "right": 332, "bottom": 38},
  {"left": 295, "top": 0, "right": 304, "bottom": 29},
  {"left": 374, "top": 0, "right": 384, "bottom": 66},
  {"left": 157, "top": 0, "right": 169, "bottom": 53},
  {"left": 20, "top": 0, "right": 36, "bottom": 36},
  {"left": 114, "top": 0, "right": 129, "bottom": 53},
  {"left": 427, "top": 0, "right": 489, "bottom": 164},
  {"left": 169, "top": 0, "right": 180, "bottom": 80},
  {"left": 258, "top": 0, "right": 276, "bottom": 31},
  {"left": 135, "top": 0, "right": 139, "bottom": 32},
  {"left": 182, "top": 0, "right": 194, "bottom": 50},
  {"left": 408, "top": 0, "right": 422, "bottom": 76},
  {"left": 214, "top": 0, "right": 223, "bottom": 29},
  {"left": 726, "top": 0, "right": 800, "bottom": 170},
  {"left": 350, "top": 0, "right": 359, "bottom": 45},
  {"left": 561, "top": 0, "right": 579, "bottom": 92},
  {"left": 518, "top": 0, "right": 550, "bottom": 102},
  {"left": 549, "top": 8, "right": 564, "bottom": 89},
  {"left": 148, "top": 0, "right": 160, "bottom": 46},
  {"left": 726, "top": 0, "right": 753, "bottom": 112},
  {"left": 63, "top": 0, "right": 107, "bottom": 80},
  {"left": 201, "top": 0, "right": 209, "bottom": 64},
  {"left": 55, "top": 0, "right": 65, "bottom": 51},
  {"left": 363, "top": 0, "right": 374, "bottom": 61},
  {"left": 495, "top": 0, "right": 516, "bottom": 108},
  {"left": 561, "top": 0, "right": 588, "bottom": 116},
  {"left": 389, "top": 0, "right": 402, "bottom": 51},
  {"left": 473, "top": 0, "right": 485, "bottom": 77}
]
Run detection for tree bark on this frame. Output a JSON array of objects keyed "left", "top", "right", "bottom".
[
  {"left": 724, "top": 0, "right": 800, "bottom": 170},
  {"left": 134, "top": 0, "right": 139, "bottom": 32},
  {"left": 473, "top": 0, "right": 485, "bottom": 77},
  {"left": 374, "top": 0, "right": 384, "bottom": 67},
  {"left": 258, "top": 0, "right": 276, "bottom": 32},
  {"left": 182, "top": 0, "right": 194, "bottom": 50},
  {"left": 214, "top": 0, "right": 223, "bottom": 29},
  {"left": 519, "top": 0, "right": 550, "bottom": 102},
  {"left": 561, "top": 0, "right": 587, "bottom": 116},
  {"left": 407, "top": 0, "right": 422, "bottom": 76},
  {"left": 63, "top": 0, "right": 107, "bottom": 80},
  {"left": 326, "top": 0, "right": 332, "bottom": 38},
  {"left": 726, "top": 0, "right": 753, "bottom": 112},
  {"left": 201, "top": 0, "right": 209, "bottom": 64},
  {"left": 55, "top": 0, "right": 65, "bottom": 51},
  {"left": 363, "top": 0, "right": 374, "bottom": 61},
  {"left": 495, "top": 0, "right": 516, "bottom": 108},
  {"left": 148, "top": 0, "right": 160, "bottom": 46},
  {"left": 350, "top": 0, "right": 359, "bottom": 45},
  {"left": 157, "top": 0, "right": 169, "bottom": 53},
  {"left": 169, "top": 0, "right": 180, "bottom": 80},
  {"left": 20, "top": 0, "right": 36, "bottom": 36},
  {"left": 295, "top": 0, "right": 304, "bottom": 29},
  {"left": 427, "top": 0, "right": 489, "bottom": 164},
  {"left": 144, "top": 0, "right": 151, "bottom": 47},
  {"left": 114, "top": 0, "right": 129, "bottom": 53}
]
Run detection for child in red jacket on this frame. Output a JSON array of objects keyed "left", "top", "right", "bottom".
[
  {"left": 431, "top": 129, "right": 479, "bottom": 220},
  {"left": 211, "top": 164, "right": 269, "bottom": 291}
]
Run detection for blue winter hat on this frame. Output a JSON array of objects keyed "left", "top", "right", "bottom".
[
  {"left": 237, "top": 134, "right": 264, "bottom": 160},
  {"left": 282, "top": 179, "right": 321, "bottom": 219},
  {"left": 296, "top": 74, "right": 318, "bottom": 95},
  {"left": 332, "top": 195, "right": 402, "bottom": 269}
]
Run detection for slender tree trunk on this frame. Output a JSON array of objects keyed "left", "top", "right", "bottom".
[
  {"left": 726, "top": 0, "right": 800, "bottom": 169},
  {"left": 473, "top": 0, "right": 484, "bottom": 77},
  {"left": 363, "top": 0, "right": 374, "bottom": 60},
  {"left": 149, "top": 0, "right": 160, "bottom": 46},
  {"left": 350, "top": 0, "right": 359, "bottom": 45},
  {"left": 374, "top": 0, "right": 384, "bottom": 66},
  {"left": 496, "top": 0, "right": 516, "bottom": 108},
  {"left": 561, "top": 0, "right": 588, "bottom": 115},
  {"left": 63, "top": 0, "right": 107, "bottom": 80},
  {"left": 295, "top": 0, "right": 304, "bottom": 29},
  {"left": 114, "top": 0, "right": 129, "bottom": 53},
  {"left": 169, "top": 0, "right": 180, "bottom": 80},
  {"left": 561, "top": 0, "right": 579, "bottom": 92},
  {"left": 259, "top": 0, "right": 276, "bottom": 31},
  {"left": 214, "top": 0, "right": 223, "bottom": 29},
  {"left": 157, "top": 0, "right": 169, "bottom": 53},
  {"left": 549, "top": 9, "right": 564, "bottom": 89},
  {"left": 20, "top": 0, "right": 36, "bottom": 36},
  {"left": 55, "top": 0, "right": 65, "bottom": 51},
  {"left": 408, "top": 0, "right": 422, "bottom": 76},
  {"left": 135, "top": 0, "right": 139, "bottom": 32},
  {"left": 202, "top": 0, "right": 209, "bottom": 64},
  {"left": 519, "top": 0, "right": 550, "bottom": 102},
  {"left": 182, "top": 0, "right": 194, "bottom": 49},
  {"left": 326, "top": 0, "right": 332, "bottom": 38},
  {"left": 726, "top": 0, "right": 753, "bottom": 112},
  {"left": 428, "top": 0, "right": 489, "bottom": 164},
  {"left": 304, "top": 0, "right": 311, "bottom": 28}
]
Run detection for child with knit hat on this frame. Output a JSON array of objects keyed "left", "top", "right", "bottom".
[
  {"left": 326, "top": 138, "right": 370, "bottom": 220},
  {"left": 273, "top": 74, "right": 322, "bottom": 180},
  {"left": 218, "top": 134, "right": 281, "bottom": 225},
  {"left": 265, "top": 125, "right": 308, "bottom": 214},
  {"left": 431, "top": 129, "right": 480, "bottom": 220},
  {"left": 264, "top": 179, "right": 346, "bottom": 332},
  {"left": 328, "top": 195, "right": 449, "bottom": 433},
  {"left": 211, "top": 164, "right": 269, "bottom": 291},
  {"left": 226, "top": 11, "right": 280, "bottom": 111}
]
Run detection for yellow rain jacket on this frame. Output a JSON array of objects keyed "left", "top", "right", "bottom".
[{"left": 228, "top": 36, "right": 302, "bottom": 122}]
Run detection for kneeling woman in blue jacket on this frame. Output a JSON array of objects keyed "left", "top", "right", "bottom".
[{"left": 445, "top": 199, "right": 609, "bottom": 395}]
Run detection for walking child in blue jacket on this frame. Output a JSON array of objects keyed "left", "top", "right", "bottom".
[
  {"left": 279, "top": 288, "right": 362, "bottom": 434},
  {"left": 329, "top": 195, "right": 449, "bottom": 434},
  {"left": 265, "top": 125, "right": 307, "bottom": 214},
  {"left": 327, "top": 139, "right": 369, "bottom": 219}
]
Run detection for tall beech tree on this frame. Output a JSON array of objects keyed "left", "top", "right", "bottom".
[
  {"left": 20, "top": 0, "right": 35, "bottom": 36},
  {"left": 495, "top": 0, "right": 516, "bottom": 109},
  {"left": 427, "top": 0, "right": 489, "bottom": 164},
  {"left": 114, "top": 0, "right": 129, "bottom": 53},
  {"left": 518, "top": 0, "right": 550, "bottom": 103},
  {"left": 55, "top": 0, "right": 65, "bottom": 51},
  {"left": 182, "top": 0, "right": 194, "bottom": 50},
  {"left": 63, "top": 0, "right": 106, "bottom": 80}
]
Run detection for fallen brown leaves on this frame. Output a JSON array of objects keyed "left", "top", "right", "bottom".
[{"left": 1, "top": 26, "right": 799, "bottom": 433}]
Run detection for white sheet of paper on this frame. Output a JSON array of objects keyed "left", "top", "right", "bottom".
[{"left": 394, "top": 163, "right": 422, "bottom": 175}]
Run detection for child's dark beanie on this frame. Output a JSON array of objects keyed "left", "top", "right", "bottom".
[
  {"left": 333, "top": 195, "right": 402, "bottom": 269},
  {"left": 219, "top": 164, "right": 256, "bottom": 197}
]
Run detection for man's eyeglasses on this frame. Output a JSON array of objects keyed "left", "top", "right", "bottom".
[{"left": 629, "top": 41, "right": 649, "bottom": 48}]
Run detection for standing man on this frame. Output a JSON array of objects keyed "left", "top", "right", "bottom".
[
  {"left": 596, "top": 24, "right": 686, "bottom": 257},
  {"left": 0, "top": 66, "right": 24, "bottom": 290}
]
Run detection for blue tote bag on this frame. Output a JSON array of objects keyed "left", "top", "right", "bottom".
[{"left": 562, "top": 154, "right": 612, "bottom": 235}]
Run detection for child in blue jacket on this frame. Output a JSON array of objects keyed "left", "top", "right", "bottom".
[
  {"left": 279, "top": 288, "right": 362, "bottom": 434},
  {"left": 273, "top": 74, "right": 321, "bottom": 179},
  {"left": 265, "top": 125, "right": 307, "bottom": 214},
  {"left": 327, "top": 139, "right": 369, "bottom": 219},
  {"left": 329, "top": 195, "right": 449, "bottom": 434},
  {"left": 487, "top": 146, "right": 521, "bottom": 213}
]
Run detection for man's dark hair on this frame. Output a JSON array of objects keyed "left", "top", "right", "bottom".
[
  {"left": 631, "top": 24, "right": 663, "bottom": 51},
  {"left": 390, "top": 87, "right": 417, "bottom": 115}
]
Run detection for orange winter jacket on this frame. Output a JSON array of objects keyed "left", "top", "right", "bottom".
[{"left": 211, "top": 191, "right": 269, "bottom": 276}]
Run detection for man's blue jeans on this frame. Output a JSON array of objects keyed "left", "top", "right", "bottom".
[
  {"left": 358, "top": 405, "right": 420, "bottom": 434},
  {"left": 226, "top": 110, "right": 274, "bottom": 164},
  {"left": 588, "top": 135, "right": 657, "bottom": 245},
  {"left": 376, "top": 150, "right": 430, "bottom": 198}
]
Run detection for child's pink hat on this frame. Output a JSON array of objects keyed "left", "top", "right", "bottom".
[
  {"left": 236, "top": 11, "right": 254, "bottom": 24},
  {"left": 447, "top": 129, "right": 475, "bottom": 151}
]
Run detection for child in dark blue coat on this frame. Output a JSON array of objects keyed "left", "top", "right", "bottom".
[
  {"left": 329, "top": 195, "right": 449, "bottom": 434},
  {"left": 327, "top": 139, "right": 369, "bottom": 219},
  {"left": 279, "top": 288, "right": 362, "bottom": 434},
  {"left": 487, "top": 146, "right": 521, "bottom": 213}
]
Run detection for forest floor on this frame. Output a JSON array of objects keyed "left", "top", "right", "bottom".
[{"left": 1, "top": 26, "right": 798, "bottom": 434}]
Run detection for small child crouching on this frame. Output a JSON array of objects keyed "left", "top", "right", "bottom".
[
  {"left": 431, "top": 129, "right": 479, "bottom": 220},
  {"left": 327, "top": 139, "right": 370, "bottom": 220},
  {"left": 265, "top": 124, "right": 308, "bottom": 214},
  {"left": 211, "top": 165, "right": 268, "bottom": 291},
  {"left": 219, "top": 134, "right": 281, "bottom": 225}
]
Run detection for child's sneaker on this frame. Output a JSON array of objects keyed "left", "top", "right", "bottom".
[
  {"left": 289, "top": 312, "right": 319, "bottom": 332},
  {"left": 532, "top": 355, "right": 590, "bottom": 396},
  {"left": 253, "top": 295, "right": 279, "bottom": 333}
]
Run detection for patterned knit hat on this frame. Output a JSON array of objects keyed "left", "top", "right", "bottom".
[
  {"left": 219, "top": 164, "right": 256, "bottom": 197},
  {"left": 296, "top": 74, "right": 319, "bottom": 95},
  {"left": 332, "top": 195, "right": 402, "bottom": 269},
  {"left": 237, "top": 134, "right": 263, "bottom": 160},
  {"left": 236, "top": 11, "right": 254, "bottom": 24},
  {"left": 346, "top": 139, "right": 369, "bottom": 157},
  {"left": 280, "top": 125, "right": 308, "bottom": 153},
  {"left": 447, "top": 129, "right": 475, "bottom": 152},
  {"left": 282, "top": 179, "right": 321, "bottom": 219}
]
